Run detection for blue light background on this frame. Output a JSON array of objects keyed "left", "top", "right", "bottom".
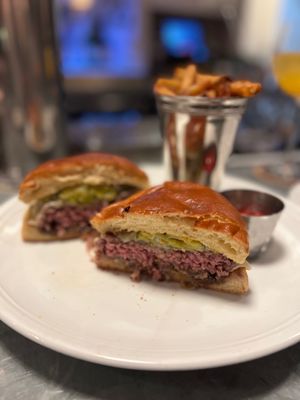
[
  {"left": 160, "top": 18, "right": 210, "bottom": 62},
  {"left": 57, "top": 0, "right": 146, "bottom": 78}
]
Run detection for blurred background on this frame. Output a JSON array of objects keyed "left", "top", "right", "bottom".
[{"left": 0, "top": 0, "right": 300, "bottom": 192}]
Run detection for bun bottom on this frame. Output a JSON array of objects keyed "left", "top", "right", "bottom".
[
  {"left": 94, "top": 254, "right": 249, "bottom": 295},
  {"left": 22, "top": 210, "right": 80, "bottom": 242}
]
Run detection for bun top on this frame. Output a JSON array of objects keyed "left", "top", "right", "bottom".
[
  {"left": 19, "top": 153, "right": 149, "bottom": 203},
  {"left": 94, "top": 181, "right": 245, "bottom": 223},
  {"left": 91, "top": 181, "right": 249, "bottom": 262}
]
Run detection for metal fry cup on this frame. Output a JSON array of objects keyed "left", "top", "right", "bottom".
[
  {"left": 156, "top": 95, "right": 247, "bottom": 190},
  {"left": 221, "top": 189, "right": 285, "bottom": 258}
]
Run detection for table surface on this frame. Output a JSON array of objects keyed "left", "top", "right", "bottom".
[{"left": 1, "top": 166, "right": 300, "bottom": 400}]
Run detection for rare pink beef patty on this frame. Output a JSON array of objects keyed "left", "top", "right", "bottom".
[
  {"left": 38, "top": 202, "right": 104, "bottom": 237},
  {"left": 37, "top": 187, "right": 136, "bottom": 237},
  {"left": 92, "top": 234, "right": 238, "bottom": 282}
]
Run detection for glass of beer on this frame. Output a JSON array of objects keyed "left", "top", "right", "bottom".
[{"left": 272, "top": 0, "right": 300, "bottom": 180}]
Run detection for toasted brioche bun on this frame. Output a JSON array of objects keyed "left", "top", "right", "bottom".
[
  {"left": 91, "top": 181, "right": 249, "bottom": 264},
  {"left": 19, "top": 152, "right": 149, "bottom": 204},
  {"left": 94, "top": 254, "right": 249, "bottom": 295}
]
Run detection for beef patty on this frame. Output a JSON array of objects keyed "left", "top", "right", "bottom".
[
  {"left": 38, "top": 202, "right": 104, "bottom": 237},
  {"left": 36, "top": 187, "right": 136, "bottom": 237},
  {"left": 91, "top": 233, "right": 238, "bottom": 282}
]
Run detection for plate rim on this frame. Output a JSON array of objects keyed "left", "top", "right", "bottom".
[{"left": 1, "top": 193, "right": 300, "bottom": 370}]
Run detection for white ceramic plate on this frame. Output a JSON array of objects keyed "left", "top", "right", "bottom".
[{"left": 1, "top": 174, "right": 300, "bottom": 370}]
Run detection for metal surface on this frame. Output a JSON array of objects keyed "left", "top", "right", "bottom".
[
  {"left": 156, "top": 95, "right": 247, "bottom": 189},
  {"left": 1, "top": 0, "right": 66, "bottom": 183},
  {"left": 2, "top": 319, "right": 300, "bottom": 399},
  {"left": 221, "top": 189, "right": 285, "bottom": 258}
]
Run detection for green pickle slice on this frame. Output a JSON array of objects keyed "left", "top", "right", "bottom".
[
  {"left": 118, "top": 231, "right": 205, "bottom": 251},
  {"left": 137, "top": 232, "right": 204, "bottom": 251},
  {"left": 58, "top": 185, "right": 117, "bottom": 205}
]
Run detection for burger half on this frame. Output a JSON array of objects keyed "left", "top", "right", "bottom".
[
  {"left": 89, "top": 181, "right": 249, "bottom": 294},
  {"left": 19, "top": 153, "right": 148, "bottom": 241}
]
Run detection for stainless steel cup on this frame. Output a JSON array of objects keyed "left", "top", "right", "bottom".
[
  {"left": 221, "top": 189, "right": 285, "bottom": 258},
  {"left": 156, "top": 95, "right": 247, "bottom": 189}
]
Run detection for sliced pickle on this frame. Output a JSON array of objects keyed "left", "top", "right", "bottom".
[
  {"left": 58, "top": 185, "right": 117, "bottom": 205},
  {"left": 118, "top": 231, "right": 205, "bottom": 251}
]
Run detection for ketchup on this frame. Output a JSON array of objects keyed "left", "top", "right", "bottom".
[{"left": 238, "top": 205, "right": 265, "bottom": 217}]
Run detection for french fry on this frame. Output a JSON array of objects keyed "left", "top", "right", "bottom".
[
  {"left": 179, "top": 65, "right": 197, "bottom": 94},
  {"left": 204, "top": 89, "right": 217, "bottom": 98},
  {"left": 153, "top": 64, "right": 262, "bottom": 98},
  {"left": 155, "top": 78, "right": 181, "bottom": 92},
  {"left": 198, "top": 74, "right": 227, "bottom": 86},
  {"left": 173, "top": 67, "right": 183, "bottom": 80},
  {"left": 184, "top": 75, "right": 207, "bottom": 95},
  {"left": 154, "top": 85, "right": 176, "bottom": 96},
  {"left": 229, "top": 81, "right": 262, "bottom": 97},
  {"left": 185, "top": 82, "right": 205, "bottom": 96},
  {"left": 214, "top": 81, "right": 231, "bottom": 97}
]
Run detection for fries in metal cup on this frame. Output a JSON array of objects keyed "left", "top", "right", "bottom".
[{"left": 154, "top": 65, "right": 262, "bottom": 188}]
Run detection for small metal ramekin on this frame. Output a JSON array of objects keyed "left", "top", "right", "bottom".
[{"left": 221, "top": 189, "right": 285, "bottom": 258}]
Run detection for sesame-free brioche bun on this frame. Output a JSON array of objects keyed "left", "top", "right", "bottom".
[
  {"left": 91, "top": 181, "right": 249, "bottom": 265},
  {"left": 19, "top": 152, "right": 149, "bottom": 204}
]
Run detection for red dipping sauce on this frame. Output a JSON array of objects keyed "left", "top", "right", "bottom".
[{"left": 238, "top": 205, "right": 265, "bottom": 217}]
